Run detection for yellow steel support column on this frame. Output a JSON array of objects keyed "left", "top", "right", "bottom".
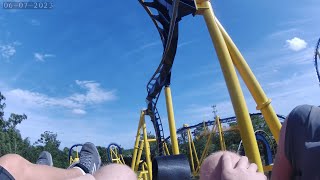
[
  {"left": 142, "top": 164, "right": 147, "bottom": 180},
  {"left": 135, "top": 140, "right": 144, "bottom": 171},
  {"left": 120, "top": 155, "right": 125, "bottom": 164},
  {"left": 196, "top": 124, "right": 217, "bottom": 174},
  {"left": 164, "top": 142, "right": 170, "bottom": 155},
  {"left": 188, "top": 137, "right": 196, "bottom": 175},
  {"left": 215, "top": 19, "right": 281, "bottom": 141},
  {"left": 114, "top": 148, "right": 119, "bottom": 163},
  {"left": 142, "top": 117, "right": 152, "bottom": 180},
  {"left": 196, "top": 0, "right": 263, "bottom": 171},
  {"left": 184, "top": 124, "right": 196, "bottom": 174},
  {"left": 131, "top": 110, "right": 145, "bottom": 170},
  {"left": 188, "top": 128, "right": 200, "bottom": 176},
  {"left": 164, "top": 86, "right": 180, "bottom": 155},
  {"left": 190, "top": 134, "right": 200, "bottom": 168},
  {"left": 216, "top": 116, "right": 226, "bottom": 150}
]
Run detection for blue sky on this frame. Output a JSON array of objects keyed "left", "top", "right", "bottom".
[{"left": 0, "top": 0, "right": 319, "bottom": 149}]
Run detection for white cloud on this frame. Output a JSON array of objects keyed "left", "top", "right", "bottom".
[
  {"left": 0, "top": 44, "right": 16, "bottom": 59},
  {"left": 275, "top": 47, "right": 313, "bottom": 65},
  {"left": 286, "top": 37, "right": 307, "bottom": 51},
  {"left": 6, "top": 88, "right": 81, "bottom": 110},
  {"left": 30, "top": 19, "right": 40, "bottom": 26},
  {"left": 12, "top": 41, "right": 22, "bottom": 46},
  {"left": 268, "top": 28, "right": 298, "bottom": 39},
  {"left": 181, "top": 101, "right": 235, "bottom": 122},
  {"left": 34, "top": 52, "right": 55, "bottom": 62},
  {"left": 3, "top": 80, "right": 116, "bottom": 113},
  {"left": 178, "top": 40, "right": 196, "bottom": 48},
  {"left": 1, "top": 82, "right": 134, "bottom": 148},
  {"left": 71, "top": 80, "right": 117, "bottom": 104},
  {"left": 72, "top": 108, "right": 87, "bottom": 115},
  {"left": 279, "top": 18, "right": 312, "bottom": 27},
  {"left": 123, "top": 41, "right": 161, "bottom": 57}
]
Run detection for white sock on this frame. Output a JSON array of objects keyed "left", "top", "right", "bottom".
[{"left": 73, "top": 166, "right": 86, "bottom": 175}]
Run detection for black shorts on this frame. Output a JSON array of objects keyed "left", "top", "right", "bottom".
[
  {"left": 0, "top": 166, "right": 15, "bottom": 180},
  {"left": 285, "top": 105, "right": 320, "bottom": 180}
]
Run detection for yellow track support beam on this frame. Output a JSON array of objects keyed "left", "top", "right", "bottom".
[
  {"left": 215, "top": 19, "right": 281, "bottom": 141},
  {"left": 184, "top": 124, "right": 200, "bottom": 176},
  {"left": 142, "top": 119, "right": 152, "bottom": 180},
  {"left": 131, "top": 110, "right": 152, "bottom": 179},
  {"left": 190, "top": 133, "right": 200, "bottom": 168},
  {"left": 263, "top": 164, "right": 273, "bottom": 172},
  {"left": 163, "top": 142, "right": 170, "bottom": 155},
  {"left": 135, "top": 140, "right": 144, "bottom": 171},
  {"left": 142, "top": 163, "right": 148, "bottom": 180},
  {"left": 196, "top": 124, "right": 217, "bottom": 174},
  {"left": 188, "top": 128, "right": 200, "bottom": 176},
  {"left": 183, "top": 124, "right": 196, "bottom": 175},
  {"left": 148, "top": 139, "right": 157, "bottom": 142},
  {"left": 120, "top": 154, "right": 125, "bottom": 164},
  {"left": 164, "top": 86, "right": 180, "bottom": 155},
  {"left": 131, "top": 110, "right": 145, "bottom": 170},
  {"left": 196, "top": 0, "right": 263, "bottom": 172},
  {"left": 216, "top": 116, "right": 226, "bottom": 151},
  {"left": 188, "top": 133, "right": 195, "bottom": 174}
]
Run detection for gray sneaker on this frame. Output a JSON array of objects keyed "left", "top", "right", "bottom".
[
  {"left": 36, "top": 151, "right": 53, "bottom": 166},
  {"left": 74, "top": 142, "right": 101, "bottom": 174}
]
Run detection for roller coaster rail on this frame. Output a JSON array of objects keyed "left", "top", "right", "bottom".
[
  {"left": 175, "top": 113, "right": 286, "bottom": 135},
  {"left": 161, "top": 112, "right": 286, "bottom": 142}
]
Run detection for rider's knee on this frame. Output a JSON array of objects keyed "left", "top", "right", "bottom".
[
  {"left": 0, "top": 154, "right": 28, "bottom": 174},
  {"left": 94, "top": 164, "right": 136, "bottom": 180}
]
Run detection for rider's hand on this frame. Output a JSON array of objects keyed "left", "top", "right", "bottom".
[{"left": 221, "top": 154, "right": 266, "bottom": 180}]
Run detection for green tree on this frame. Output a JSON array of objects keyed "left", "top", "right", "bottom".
[
  {"left": 34, "top": 131, "right": 68, "bottom": 168},
  {"left": 0, "top": 92, "right": 28, "bottom": 157},
  {"left": 0, "top": 92, "right": 5, "bottom": 122},
  {"left": 35, "top": 131, "right": 61, "bottom": 149},
  {"left": 97, "top": 146, "right": 108, "bottom": 165},
  {"left": 0, "top": 92, "right": 69, "bottom": 168}
]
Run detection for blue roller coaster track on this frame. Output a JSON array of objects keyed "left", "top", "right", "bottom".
[
  {"left": 175, "top": 113, "right": 286, "bottom": 135},
  {"left": 315, "top": 38, "right": 320, "bottom": 85},
  {"left": 139, "top": 0, "right": 196, "bottom": 155}
]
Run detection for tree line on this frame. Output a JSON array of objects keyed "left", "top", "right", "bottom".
[
  {"left": 0, "top": 92, "right": 113, "bottom": 168},
  {"left": 0, "top": 91, "right": 277, "bottom": 168}
]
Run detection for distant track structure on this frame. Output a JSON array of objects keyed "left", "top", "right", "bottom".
[{"left": 315, "top": 38, "right": 320, "bottom": 84}]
